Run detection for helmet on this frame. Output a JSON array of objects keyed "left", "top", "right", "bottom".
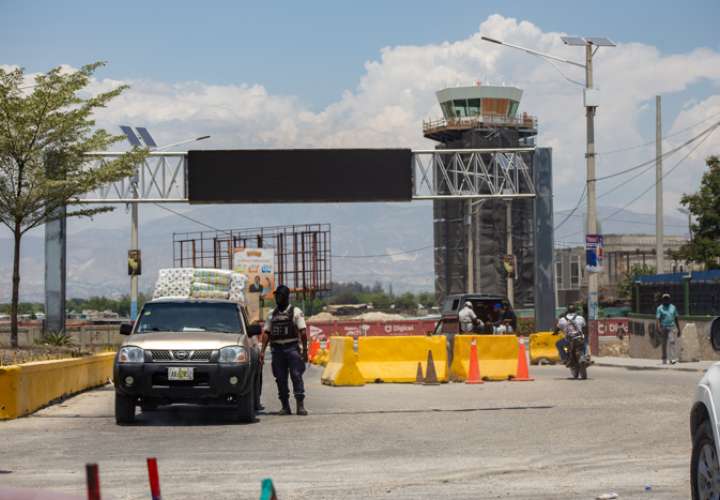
[{"left": 464, "top": 301, "right": 473, "bottom": 308}]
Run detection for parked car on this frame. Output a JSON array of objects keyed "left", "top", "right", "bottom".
[
  {"left": 690, "top": 363, "right": 720, "bottom": 499},
  {"left": 114, "top": 298, "right": 262, "bottom": 425},
  {"left": 433, "top": 293, "right": 510, "bottom": 335}
]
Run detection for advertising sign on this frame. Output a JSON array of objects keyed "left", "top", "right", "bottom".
[
  {"left": 127, "top": 250, "right": 141, "bottom": 276},
  {"left": 585, "top": 234, "right": 604, "bottom": 273},
  {"left": 502, "top": 255, "right": 516, "bottom": 279},
  {"left": 233, "top": 248, "right": 275, "bottom": 300}
]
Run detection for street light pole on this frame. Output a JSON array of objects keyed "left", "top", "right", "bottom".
[
  {"left": 480, "top": 34, "right": 615, "bottom": 338},
  {"left": 584, "top": 43, "right": 599, "bottom": 323}
]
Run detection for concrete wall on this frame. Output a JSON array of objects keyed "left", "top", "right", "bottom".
[
  {"left": 0, "top": 325, "right": 123, "bottom": 349},
  {"left": 628, "top": 316, "right": 720, "bottom": 361}
]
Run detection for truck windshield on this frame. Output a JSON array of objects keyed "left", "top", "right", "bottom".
[{"left": 135, "top": 302, "right": 243, "bottom": 334}]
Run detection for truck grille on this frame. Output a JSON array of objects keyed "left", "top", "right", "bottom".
[{"left": 150, "top": 350, "right": 213, "bottom": 362}]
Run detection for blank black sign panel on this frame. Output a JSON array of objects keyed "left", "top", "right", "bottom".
[{"left": 187, "top": 149, "right": 413, "bottom": 203}]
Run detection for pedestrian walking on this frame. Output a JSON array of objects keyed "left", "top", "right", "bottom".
[
  {"left": 656, "top": 293, "right": 681, "bottom": 364},
  {"left": 260, "top": 285, "right": 309, "bottom": 415}
]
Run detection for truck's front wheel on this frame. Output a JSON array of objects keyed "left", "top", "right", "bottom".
[{"left": 236, "top": 387, "right": 256, "bottom": 424}]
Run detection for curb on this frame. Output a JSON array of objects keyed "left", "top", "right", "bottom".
[{"left": 594, "top": 361, "right": 709, "bottom": 373}]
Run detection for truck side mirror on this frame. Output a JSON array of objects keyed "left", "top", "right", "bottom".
[
  {"left": 247, "top": 324, "right": 262, "bottom": 337},
  {"left": 119, "top": 323, "right": 134, "bottom": 335}
]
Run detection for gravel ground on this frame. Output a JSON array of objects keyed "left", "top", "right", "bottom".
[{"left": 0, "top": 363, "right": 700, "bottom": 499}]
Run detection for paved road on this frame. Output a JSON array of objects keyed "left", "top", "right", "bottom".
[{"left": 0, "top": 363, "right": 700, "bottom": 499}]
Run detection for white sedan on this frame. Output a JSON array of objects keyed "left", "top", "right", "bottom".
[{"left": 691, "top": 364, "right": 720, "bottom": 499}]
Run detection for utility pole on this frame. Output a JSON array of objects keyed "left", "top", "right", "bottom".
[
  {"left": 130, "top": 173, "right": 139, "bottom": 321},
  {"left": 506, "top": 200, "right": 514, "bottom": 307},
  {"left": 656, "top": 95, "right": 664, "bottom": 274},
  {"left": 584, "top": 43, "right": 599, "bottom": 323},
  {"left": 466, "top": 200, "right": 474, "bottom": 292}
]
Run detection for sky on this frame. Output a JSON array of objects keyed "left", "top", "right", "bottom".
[{"left": 1, "top": 0, "right": 720, "bottom": 241}]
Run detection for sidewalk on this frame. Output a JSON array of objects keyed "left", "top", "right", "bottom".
[{"left": 594, "top": 356, "right": 717, "bottom": 373}]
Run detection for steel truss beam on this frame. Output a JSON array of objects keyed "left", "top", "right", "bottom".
[
  {"left": 411, "top": 147, "right": 535, "bottom": 200},
  {"left": 77, "top": 147, "right": 536, "bottom": 203}
]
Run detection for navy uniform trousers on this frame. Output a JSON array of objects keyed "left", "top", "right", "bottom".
[{"left": 270, "top": 342, "right": 306, "bottom": 402}]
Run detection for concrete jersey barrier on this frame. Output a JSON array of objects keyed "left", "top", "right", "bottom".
[
  {"left": 320, "top": 336, "right": 365, "bottom": 386},
  {"left": 0, "top": 352, "right": 115, "bottom": 420},
  {"left": 451, "top": 335, "right": 518, "bottom": 381},
  {"left": 356, "top": 336, "right": 448, "bottom": 383},
  {"left": 529, "top": 332, "right": 563, "bottom": 364}
]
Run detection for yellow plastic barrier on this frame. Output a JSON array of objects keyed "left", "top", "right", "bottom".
[
  {"left": 529, "top": 331, "right": 563, "bottom": 364},
  {"left": 450, "top": 335, "right": 518, "bottom": 381},
  {"left": 320, "top": 337, "right": 365, "bottom": 386},
  {"left": 356, "top": 336, "right": 447, "bottom": 383},
  {"left": 0, "top": 352, "right": 115, "bottom": 420}
]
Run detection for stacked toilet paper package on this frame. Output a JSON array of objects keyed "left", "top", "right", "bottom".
[{"left": 153, "top": 268, "right": 248, "bottom": 303}]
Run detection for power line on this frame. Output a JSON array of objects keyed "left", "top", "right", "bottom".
[
  {"left": 591, "top": 121, "right": 720, "bottom": 182},
  {"left": 601, "top": 126, "right": 717, "bottom": 223},
  {"left": 332, "top": 245, "right": 434, "bottom": 259},
  {"left": 152, "top": 203, "right": 231, "bottom": 235},
  {"left": 597, "top": 111, "right": 720, "bottom": 156},
  {"left": 554, "top": 185, "right": 586, "bottom": 231}
]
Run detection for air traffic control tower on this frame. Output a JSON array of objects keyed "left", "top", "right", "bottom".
[{"left": 423, "top": 84, "right": 540, "bottom": 306}]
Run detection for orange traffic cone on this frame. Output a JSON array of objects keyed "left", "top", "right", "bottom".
[
  {"left": 308, "top": 338, "right": 320, "bottom": 362},
  {"left": 465, "top": 338, "right": 484, "bottom": 384},
  {"left": 423, "top": 350, "right": 439, "bottom": 385},
  {"left": 415, "top": 362, "right": 424, "bottom": 384},
  {"left": 512, "top": 339, "right": 534, "bottom": 382}
]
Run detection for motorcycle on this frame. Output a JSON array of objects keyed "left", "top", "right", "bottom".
[{"left": 564, "top": 331, "right": 590, "bottom": 380}]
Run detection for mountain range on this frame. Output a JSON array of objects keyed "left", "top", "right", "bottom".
[{"left": 0, "top": 202, "right": 689, "bottom": 302}]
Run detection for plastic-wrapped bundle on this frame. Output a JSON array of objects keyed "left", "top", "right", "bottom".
[
  {"left": 193, "top": 269, "right": 232, "bottom": 287},
  {"left": 190, "top": 289, "right": 230, "bottom": 300},
  {"left": 228, "top": 272, "right": 248, "bottom": 304},
  {"left": 153, "top": 268, "right": 193, "bottom": 299},
  {"left": 191, "top": 282, "right": 229, "bottom": 293}
]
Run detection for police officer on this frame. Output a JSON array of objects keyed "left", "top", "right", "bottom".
[{"left": 260, "top": 285, "right": 308, "bottom": 416}]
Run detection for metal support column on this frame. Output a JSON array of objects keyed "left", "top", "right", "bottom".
[
  {"left": 506, "top": 199, "right": 514, "bottom": 307},
  {"left": 533, "top": 148, "right": 556, "bottom": 330},
  {"left": 44, "top": 208, "right": 66, "bottom": 334}
]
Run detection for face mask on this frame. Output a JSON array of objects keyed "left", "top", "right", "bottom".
[{"left": 276, "top": 289, "right": 290, "bottom": 309}]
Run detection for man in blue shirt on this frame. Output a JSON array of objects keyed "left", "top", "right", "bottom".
[{"left": 656, "top": 293, "right": 681, "bottom": 364}]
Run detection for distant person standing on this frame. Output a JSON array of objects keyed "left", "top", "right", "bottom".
[
  {"left": 459, "top": 301, "right": 482, "bottom": 333},
  {"left": 656, "top": 293, "right": 681, "bottom": 365}
]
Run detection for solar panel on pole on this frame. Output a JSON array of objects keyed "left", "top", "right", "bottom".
[
  {"left": 585, "top": 37, "right": 616, "bottom": 47},
  {"left": 120, "top": 126, "right": 141, "bottom": 146},
  {"left": 561, "top": 36, "right": 587, "bottom": 46},
  {"left": 136, "top": 127, "right": 158, "bottom": 148}
]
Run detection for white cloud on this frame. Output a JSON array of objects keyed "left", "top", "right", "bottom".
[{"left": 6, "top": 14, "right": 720, "bottom": 217}]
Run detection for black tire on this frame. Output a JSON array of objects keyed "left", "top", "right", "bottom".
[
  {"left": 236, "top": 384, "right": 256, "bottom": 424},
  {"left": 579, "top": 364, "right": 588, "bottom": 380},
  {"left": 115, "top": 393, "right": 136, "bottom": 425},
  {"left": 570, "top": 365, "right": 579, "bottom": 379},
  {"left": 692, "top": 420, "right": 720, "bottom": 500}
]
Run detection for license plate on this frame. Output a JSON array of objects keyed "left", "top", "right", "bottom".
[{"left": 168, "top": 367, "right": 194, "bottom": 381}]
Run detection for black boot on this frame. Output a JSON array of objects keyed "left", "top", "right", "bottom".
[
  {"left": 277, "top": 400, "right": 292, "bottom": 415},
  {"left": 296, "top": 398, "right": 308, "bottom": 416}
]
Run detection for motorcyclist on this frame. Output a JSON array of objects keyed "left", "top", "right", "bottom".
[{"left": 554, "top": 305, "right": 587, "bottom": 364}]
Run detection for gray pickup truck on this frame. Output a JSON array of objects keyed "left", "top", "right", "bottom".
[{"left": 114, "top": 298, "right": 262, "bottom": 424}]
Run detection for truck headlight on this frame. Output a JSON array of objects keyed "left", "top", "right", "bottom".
[
  {"left": 118, "top": 346, "right": 144, "bottom": 363},
  {"left": 219, "top": 346, "right": 248, "bottom": 364}
]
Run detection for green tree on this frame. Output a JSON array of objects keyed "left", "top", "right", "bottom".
[
  {"left": 672, "top": 156, "right": 720, "bottom": 269},
  {"left": 617, "top": 264, "right": 656, "bottom": 300},
  {"left": 0, "top": 63, "right": 146, "bottom": 347}
]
